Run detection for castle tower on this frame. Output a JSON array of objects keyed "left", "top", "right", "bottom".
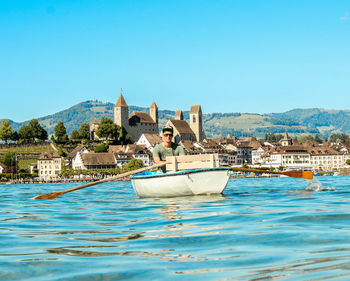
[
  {"left": 114, "top": 93, "right": 129, "bottom": 130},
  {"left": 175, "top": 110, "right": 183, "bottom": 120},
  {"left": 90, "top": 118, "right": 100, "bottom": 140},
  {"left": 190, "top": 105, "right": 205, "bottom": 142},
  {"left": 150, "top": 101, "right": 158, "bottom": 124}
]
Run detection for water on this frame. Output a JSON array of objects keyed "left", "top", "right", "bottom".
[{"left": 1, "top": 176, "right": 350, "bottom": 281}]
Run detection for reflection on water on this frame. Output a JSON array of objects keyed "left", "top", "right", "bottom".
[{"left": 1, "top": 177, "right": 350, "bottom": 280}]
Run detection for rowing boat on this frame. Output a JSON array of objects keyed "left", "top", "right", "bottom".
[{"left": 130, "top": 167, "right": 231, "bottom": 198}]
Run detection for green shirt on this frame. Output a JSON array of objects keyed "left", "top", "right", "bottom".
[{"left": 153, "top": 143, "right": 186, "bottom": 172}]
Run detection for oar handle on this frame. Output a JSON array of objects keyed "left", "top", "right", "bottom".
[{"left": 31, "top": 162, "right": 166, "bottom": 200}]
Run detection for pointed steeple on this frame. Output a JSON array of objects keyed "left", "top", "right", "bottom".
[
  {"left": 281, "top": 131, "right": 293, "bottom": 146},
  {"left": 115, "top": 93, "right": 128, "bottom": 107},
  {"left": 283, "top": 131, "right": 290, "bottom": 140},
  {"left": 150, "top": 101, "right": 158, "bottom": 109}
]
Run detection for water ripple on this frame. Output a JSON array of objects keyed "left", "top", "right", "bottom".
[{"left": 1, "top": 177, "right": 350, "bottom": 280}]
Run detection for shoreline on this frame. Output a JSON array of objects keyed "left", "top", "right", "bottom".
[{"left": 2, "top": 174, "right": 344, "bottom": 185}]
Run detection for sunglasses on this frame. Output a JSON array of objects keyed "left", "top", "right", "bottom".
[{"left": 163, "top": 134, "right": 173, "bottom": 137}]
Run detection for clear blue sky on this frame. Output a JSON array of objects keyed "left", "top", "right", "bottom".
[{"left": 1, "top": 0, "right": 349, "bottom": 122}]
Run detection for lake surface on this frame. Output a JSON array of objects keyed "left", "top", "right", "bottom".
[{"left": 1, "top": 176, "right": 350, "bottom": 281}]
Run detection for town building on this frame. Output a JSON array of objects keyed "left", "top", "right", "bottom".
[
  {"left": 308, "top": 146, "right": 344, "bottom": 171},
  {"left": 37, "top": 152, "right": 62, "bottom": 181},
  {"left": 136, "top": 133, "right": 162, "bottom": 152},
  {"left": 109, "top": 144, "right": 152, "bottom": 167},
  {"left": 67, "top": 145, "right": 89, "bottom": 168},
  {"left": 72, "top": 152, "right": 117, "bottom": 170}
]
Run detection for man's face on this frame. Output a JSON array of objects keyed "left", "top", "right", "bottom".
[{"left": 162, "top": 131, "right": 173, "bottom": 144}]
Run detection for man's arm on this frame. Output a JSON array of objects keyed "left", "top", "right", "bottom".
[
  {"left": 153, "top": 156, "right": 166, "bottom": 165},
  {"left": 152, "top": 145, "right": 166, "bottom": 164}
]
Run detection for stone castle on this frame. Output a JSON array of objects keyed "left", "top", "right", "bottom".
[
  {"left": 114, "top": 93, "right": 158, "bottom": 141},
  {"left": 91, "top": 92, "right": 205, "bottom": 143}
]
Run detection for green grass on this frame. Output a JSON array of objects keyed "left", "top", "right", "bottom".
[
  {"left": 0, "top": 144, "right": 55, "bottom": 154},
  {"left": 18, "top": 159, "right": 37, "bottom": 171}
]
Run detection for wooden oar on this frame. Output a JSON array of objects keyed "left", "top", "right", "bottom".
[
  {"left": 231, "top": 167, "right": 314, "bottom": 180},
  {"left": 30, "top": 163, "right": 166, "bottom": 200}
]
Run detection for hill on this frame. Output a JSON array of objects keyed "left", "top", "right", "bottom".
[{"left": 4, "top": 101, "right": 350, "bottom": 138}]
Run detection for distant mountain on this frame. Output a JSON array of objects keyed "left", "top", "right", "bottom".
[
  {"left": 268, "top": 108, "right": 350, "bottom": 136},
  {"left": 4, "top": 101, "right": 350, "bottom": 138}
]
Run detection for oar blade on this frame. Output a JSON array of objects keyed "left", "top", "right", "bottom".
[
  {"left": 30, "top": 191, "right": 64, "bottom": 200},
  {"left": 284, "top": 171, "right": 314, "bottom": 180}
]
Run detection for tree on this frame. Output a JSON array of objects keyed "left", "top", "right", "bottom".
[
  {"left": 124, "top": 158, "right": 143, "bottom": 171},
  {"left": 298, "top": 135, "right": 314, "bottom": 144},
  {"left": 18, "top": 124, "right": 34, "bottom": 143},
  {"left": 78, "top": 123, "right": 90, "bottom": 141},
  {"left": 54, "top": 121, "right": 69, "bottom": 144},
  {"left": 329, "top": 133, "right": 350, "bottom": 143},
  {"left": 0, "top": 119, "right": 15, "bottom": 143},
  {"left": 346, "top": 159, "right": 350, "bottom": 166},
  {"left": 70, "top": 129, "right": 80, "bottom": 142},
  {"left": 96, "top": 117, "right": 118, "bottom": 141},
  {"left": 117, "top": 125, "right": 132, "bottom": 144},
  {"left": 314, "top": 134, "right": 323, "bottom": 144},
  {"left": 94, "top": 143, "right": 108, "bottom": 153},
  {"left": 1, "top": 152, "right": 16, "bottom": 167},
  {"left": 28, "top": 119, "right": 48, "bottom": 141},
  {"left": 264, "top": 133, "right": 283, "bottom": 143}
]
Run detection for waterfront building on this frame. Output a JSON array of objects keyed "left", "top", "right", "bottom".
[
  {"left": 37, "top": 152, "right": 62, "bottom": 181},
  {"left": 73, "top": 153, "right": 117, "bottom": 170},
  {"left": 308, "top": 146, "right": 344, "bottom": 171},
  {"left": 67, "top": 145, "right": 89, "bottom": 168}
]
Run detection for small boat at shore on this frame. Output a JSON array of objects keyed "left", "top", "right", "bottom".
[{"left": 130, "top": 167, "right": 231, "bottom": 198}]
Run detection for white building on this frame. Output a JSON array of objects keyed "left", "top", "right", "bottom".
[
  {"left": 72, "top": 152, "right": 117, "bottom": 170},
  {"left": 37, "top": 152, "right": 62, "bottom": 181},
  {"left": 109, "top": 144, "right": 152, "bottom": 167},
  {"left": 136, "top": 133, "right": 162, "bottom": 152}
]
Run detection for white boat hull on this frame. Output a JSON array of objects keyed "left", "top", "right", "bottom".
[{"left": 131, "top": 167, "right": 231, "bottom": 198}]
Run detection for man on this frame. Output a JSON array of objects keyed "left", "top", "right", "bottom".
[{"left": 153, "top": 125, "right": 186, "bottom": 172}]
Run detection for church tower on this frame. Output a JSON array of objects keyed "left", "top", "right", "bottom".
[
  {"left": 190, "top": 105, "right": 205, "bottom": 142},
  {"left": 281, "top": 131, "right": 293, "bottom": 146},
  {"left": 114, "top": 93, "right": 129, "bottom": 130}
]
